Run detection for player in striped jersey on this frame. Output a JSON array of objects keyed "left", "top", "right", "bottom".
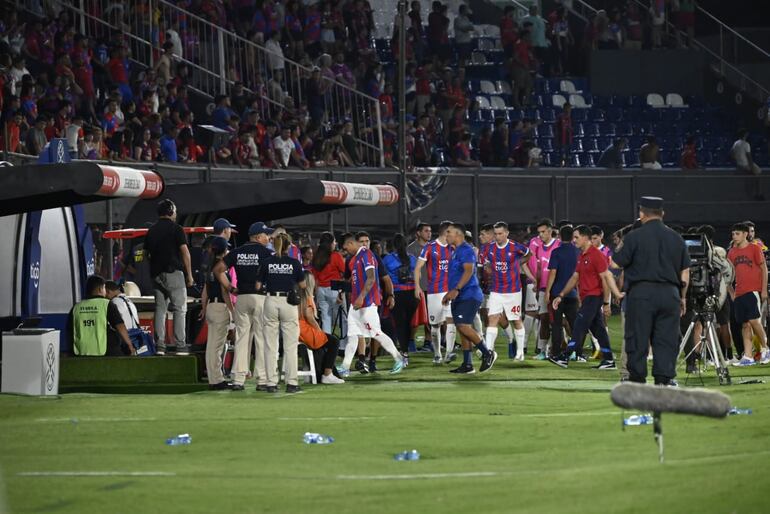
[
  {"left": 480, "top": 222, "right": 535, "bottom": 360},
  {"left": 338, "top": 233, "right": 405, "bottom": 374},
  {"left": 477, "top": 224, "right": 495, "bottom": 330},
  {"left": 415, "top": 221, "right": 457, "bottom": 364}
]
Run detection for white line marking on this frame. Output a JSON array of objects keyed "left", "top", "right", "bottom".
[
  {"left": 17, "top": 471, "right": 175, "bottom": 477},
  {"left": 336, "top": 472, "right": 502, "bottom": 480},
  {"left": 278, "top": 416, "right": 383, "bottom": 421},
  {"left": 519, "top": 411, "right": 618, "bottom": 418},
  {"left": 35, "top": 418, "right": 158, "bottom": 423}
]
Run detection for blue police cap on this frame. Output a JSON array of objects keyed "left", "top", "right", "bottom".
[
  {"left": 639, "top": 196, "right": 663, "bottom": 209},
  {"left": 249, "top": 222, "right": 274, "bottom": 236}
]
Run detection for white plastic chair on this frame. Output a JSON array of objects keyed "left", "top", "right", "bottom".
[
  {"left": 490, "top": 96, "right": 508, "bottom": 110},
  {"left": 552, "top": 94, "right": 567, "bottom": 108},
  {"left": 281, "top": 342, "right": 317, "bottom": 384},
  {"left": 569, "top": 94, "right": 589, "bottom": 108},
  {"left": 480, "top": 80, "right": 497, "bottom": 95},
  {"left": 665, "top": 93, "right": 685, "bottom": 107},
  {"left": 475, "top": 96, "right": 492, "bottom": 109},
  {"left": 471, "top": 52, "right": 488, "bottom": 65},
  {"left": 646, "top": 93, "right": 666, "bottom": 108},
  {"left": 496, "top": 80, "right": 512, "bottom": 95},
  {"left": 560, "top": 79, "right": 578, "bottom": 94}
]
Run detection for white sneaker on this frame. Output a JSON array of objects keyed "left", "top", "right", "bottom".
[
  {"left": 432, "top": 355, "right": 443, "bottom": 365},
  {"left": 321, "top": 374, "right": 345, "bottom": 384},
  {"left": 760, "top": 349, "right": 770, "bottom": 365},
  {"left": 515, "top": 353, "right": 524, "bottom": 361}
]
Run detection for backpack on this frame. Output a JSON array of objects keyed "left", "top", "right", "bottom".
[{"left": 120, "top": 297, "right": 156, "bottom": 356}]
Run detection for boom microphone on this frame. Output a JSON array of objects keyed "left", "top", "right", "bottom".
[{"left": 610, "top": 382, "right": 731, "bottom": 418}]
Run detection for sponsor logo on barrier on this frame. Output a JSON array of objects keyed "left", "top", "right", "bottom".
[
  {"left": 30, "top": 261, "right": 40, "bottom": 289},
  {"left": 45, "top": 343, "right": 56, "bottom": 391}
]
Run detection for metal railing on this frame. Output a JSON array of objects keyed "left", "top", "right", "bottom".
[
  {"left": 569, "top": 0, "right": 770, "bottom": 102},
  {"left": 59, "top": 0, "right": 385, "bottom": 167}
]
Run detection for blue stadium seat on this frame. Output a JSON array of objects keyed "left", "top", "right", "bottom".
[
  {"left": 542, "top": 151, "right": 554, "bottom": 166},
  {"left": 509, "top": 109, "right": 525, "bottom": 121},
  {"left": 540, "top": 108, "right": 556, "bottom": 121},
  {"left": 571, "top": 139, "right": 584, "bottom": 152},
  {"left": 697, "top": 150, "right": 712, "bottom": 166},
  {"left": 571, "top": 110, "right": 587, "bottom": 122},
  {"left": 569, "top": 154, "right": 582, "bottom": 167},
  {"left": 525, "top": 108, "right": 541, "bottom": 119},
  {"left": 603, "top": 123, "right": 617, "bottom": 137},
  {"left": 607, "top": 107, "right": 624, "bottom": 122},
  {"left": 591, "top": 109, "right": 606, "bottom": 122},
  {"left": 618, "top": 122, "right": 634, "bottom": 137},
  {"left": 574, "top": 123, "right": 585, "bottom": 137},
  {"left": 539, "top": 138, "right": 554, "bottom": 151},
  {"left": 586, "top": 123, "right": 601, "bottom": 137},
  {"left": 598, "top": 136, "right": 613, "bottom": 149},
  {"left": 535, "top": 124, "right": 554, "bottom": 138},
  {"left": 584, "top": 138, "right": 600, "bottom": 152},
  {"left": 582, "top": 152, "right": 596, "bottom": 167}
]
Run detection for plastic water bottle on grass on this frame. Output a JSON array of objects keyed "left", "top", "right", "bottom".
[
  {"left": 303, "top": 432, "right": 334, "bottom": 444},
  {"left": 394, "top": 449, "right": 421, "bottom": 461},
  {"left": 623, "top": 414, "right": 654, "bottom": 426},
  {"left": 728, "top": 408, "right": 752, "bottom": 415},
  {"left": 166, "top": 433, "right": 192, "bottom": 445}
]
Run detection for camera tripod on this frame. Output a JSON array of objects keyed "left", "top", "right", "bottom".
[{"left": 678, "top": 296, "right": 731, "bottom": 385}]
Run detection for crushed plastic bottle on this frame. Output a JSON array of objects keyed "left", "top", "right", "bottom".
[
  {"left": 394, "top": 449, "right": 421, "bottom": 461},
  {"left": 623, "top": 414, "right": 654, "bottom": 426},
  {"left": 165, "top": 433, "right": 192, "bottom": 445},
  {"left": 303, "top": 432, "right": 334, "bottom": 444},
  {"left": 728, "top": 408, "right": 753, "bottom": 415}
]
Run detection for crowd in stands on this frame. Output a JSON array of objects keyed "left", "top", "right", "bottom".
[{"left": 0, "top": 1, "right": 763, "bottom": 171}]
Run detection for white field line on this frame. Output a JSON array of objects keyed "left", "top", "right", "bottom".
[
  {"left": 278, "top": 416, "right": 384, "bottom": 421},
  {"left": 336, "top": 471, "right": 503, "bottom": 480},
  {"left": 519, "top": 411, "right": 618, "bottom": 417},
  {"left": 17, "top": 471, "right": 175, "bottom": 477},
  {"left": 35, "top": 417, "right": 158, "bottom": 423}
]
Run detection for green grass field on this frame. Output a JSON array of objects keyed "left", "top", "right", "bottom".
[{"left": 1, "top": 317, "right": 769, "bottom": 514}]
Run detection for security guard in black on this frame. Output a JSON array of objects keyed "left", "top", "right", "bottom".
[
  {"left": 224, "top": 242, "right": 273, "bottom": 294},
  {"left": 257, "top": 255, "right": 304, "bottom": 293},
  {"left": 612, "top": 196, "right": 690, "bottom": 385}
]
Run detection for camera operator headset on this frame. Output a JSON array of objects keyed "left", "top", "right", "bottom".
[{"left": 256, "top": 233, "right": 307, "bottom": 394}]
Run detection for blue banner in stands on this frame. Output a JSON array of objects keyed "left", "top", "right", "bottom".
[
  {"left": 22, "top": 210, "right": 43, "bottom": 318},
  {"left": 406, "top": 167, "right": 451, "bottom": 213}
]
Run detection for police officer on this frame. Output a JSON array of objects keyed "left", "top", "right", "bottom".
[
  {"left": 216, "top": 221, "right": 275, "bottom": 391},
  {"left": 612, "top": 196, "right": 691, "bottom": 385},
  {"left": 200, "top": 237, "right": 233, "bottom": 390},
  {"left": 256, "top": 233, "right": 307, "bottom": 393}
]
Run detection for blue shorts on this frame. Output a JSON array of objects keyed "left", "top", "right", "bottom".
[
  {"left": 451, "top": 299, "right": 481, "bottom": 325},
  {"left": 733, "top": 292, "right": 761, "bottom": 324}
]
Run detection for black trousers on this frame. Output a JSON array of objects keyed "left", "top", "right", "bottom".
[
  {"left": 392, "top": 290, "right": 419, "bottom": 353},
  {"left": 625, "top": 283, "right": 681, "bottom": 383},
  {"left": 568, "top": 295, "right": 611, "bottom": 358},
  {"left": 727, "top": 296, "right": 744, "bottom": 357},
  {"left": 313, "top": 333, "right": 341, "bottom": 381},
  {"left": 551, "top": 296, "right": 578, "bottom": 356}
]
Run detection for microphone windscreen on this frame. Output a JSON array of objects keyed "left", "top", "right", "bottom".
[{"left": 611, "top": 382, "right": 731, "bottom": 418}]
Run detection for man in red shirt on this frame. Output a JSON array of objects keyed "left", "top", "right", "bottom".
[
  {"left": 500, "top": 6, "right": 518, "bottom": 57},
  {"left": 551, "top": 225, "right": 624, "bottom": 369},
  {"left": 511, "top": 30, "right": 534, "bottom": 107},
  {"left": 556, "top": 102, "right": 573, "bottom": 166},
  {"left": 727, "top": 222, "right": 769, "bottom": 365}
]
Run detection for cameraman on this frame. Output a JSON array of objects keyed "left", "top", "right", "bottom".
[
  {"left": 612, "top": 197, "right": 690, "bottom": 385},
  {"left": 727, "top": 223, "right": 769, "bottom": 365}
]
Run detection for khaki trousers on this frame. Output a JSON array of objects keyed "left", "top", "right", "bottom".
[
  {"left": 263, "top": 296, "right": 299, "bottom": 386},
  {"left": 232, "top": 294, "right": 266, "bottom": 386},
  {"left": 205, "top": 302, "right": 230, "bottom": 384}
]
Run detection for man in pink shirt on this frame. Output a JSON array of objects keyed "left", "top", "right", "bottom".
[{"left": 527, "top": 219, "right": 561, "bottom": 359}]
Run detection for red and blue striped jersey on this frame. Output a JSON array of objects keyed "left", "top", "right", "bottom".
[
  {"left": 481, "top": 240, "right": 530, "bottom": 293},
  {"left": 350, "top": 246, "right": 380, "bottom": 307},
  {"left": 477, "top": 242, "right": 492, "bottom": 293},
  {"left": 288, "top": 243, "right": 301, "bottom": 261},
  {"left": 419, "top": 241, "right": 453, "bottom": 294}
]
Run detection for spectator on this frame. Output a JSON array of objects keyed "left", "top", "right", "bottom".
[
  {"left": 650, "top": 0, "right": 666, "bottom": 49},
  {"left": 412, "top": 114, "right": 432, "bottom": 167},
  {"left": 731, "top": 129, "right": 760, "bottom": 175},
  {"left": 624, "top": 3, "right": 643, "bottom": 50},
  {"left": 25, "top": 115, "right": 48, "bottom": 156},
  {"left": 273, "top": 125, "right": 298, "bottom": 168},
  {"left": 453, "top": 5, "right": 474, "bottom": 66},
  {"left": 640, "top": 135, "right": 662, "bottom": 169},
  {"left": 598, "top": 137, "right": 627, "bottom": 169},
  {"left": 478, "top": 126, "right": 493, "bottom": 166},
  {"left": 552, "top": 8, "right": 574, "bottom": 76},
  {"left": 427, "top": 1, "right": 450, "bottom": 60},
  {"left": 680, "top": 136, "right": 699, "bottom": 169},
  {"left": 0, "top": 111, "right": 24, "bottom": 153},
  {"left": 212, "top": 94, "right": 235, "bottom": 130},
  {"left": 298, "top": 271, "right": 345, "bottom": 384},
  {"left": 71, "top": 275, "right": 137, "bottom": 356},
  {"left": 500, "top": 6, "right": 518, "bottom": 58},
  {"left": 453, "top": 131, "right": 480, "bottom": 167},
  {"left": 154, "top": 41, "right": 174, "bottom": 85},
  {"left": 511, "top": 30, "right": 534, "bottom": 108},
  {"left": 522, "top": 5, "right": 549, "bottom": 76},
  {"left": 159, "top": 125, "right": 179, "bottom": 162},
  {"left": 230, "top": 81, "right": 249, "bottom": 115},
  {"left": 265, "top": 31, "right": 285, "bottom": 73},
  {"left": 491, "top": 117, "right": 510, "bottom": 166},
  {"left": 556, "top": 102, "right": 573, "bottom": 166}
]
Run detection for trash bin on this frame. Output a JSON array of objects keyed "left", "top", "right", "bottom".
[{"left": 1, "top": 329, "right": 60, "bottom": 395}]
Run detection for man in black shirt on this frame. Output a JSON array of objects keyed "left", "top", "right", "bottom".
[
  {"left": 143, "top": 199, "right": 194, "bottom": 355},
  {"left": 612, "top": 196, "right": 691, "bottom": 385},
  {"left": 217, "top": 221, "right": 275, "bottom": 390}
]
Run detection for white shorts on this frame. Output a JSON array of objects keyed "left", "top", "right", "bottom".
[
  {"left": 480, "top": 294, "right": 489, "bottom": 309},
  {"left": 346, "top": 305, "right": 383, "bottom": 339},
  {"left": 537, "top": 291, "right": 549, "bottom": 315},
  {"left": 426, "top": 293, "right": 452, "bottom": 325},
  {"left": 487, "top": 292, "right": 523, "bottom": 321},
  {"left": 525, "top": 283, "right": 539, "bottom": 313}
]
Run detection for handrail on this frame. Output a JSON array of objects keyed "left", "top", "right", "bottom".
[{"left": 696, "top": 5, "right": 770, "bottom": 61}]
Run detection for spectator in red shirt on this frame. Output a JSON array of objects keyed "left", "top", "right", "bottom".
[
  {"left": 0, "top": 111, "right": 24, "bottom": 153},
  {"left": 680, "top": 136, "right": 699, "bottom": 169},
  {"left": 412, "top": 114, "right": 432, "bottom": 167},
  {"left": 511, "top": 30, "right": 534, "bottom": 108},
  {"left": 107, "top": 46, "right": 132, "bottom": 102},
  {"left": 556, "top": 102, "right": 573, "bottom": 165},
  {"left": 500, "top": 6, "right": 519, "bottom": 58},
  {"left": 427, "top": 1, "right": 450, "bottom": 60},
  {"left": 453, "top": 132, "right": 480, "bottom": 167},
  {"left": 478, "top": 126, "right": 493, "bottom": 166}
]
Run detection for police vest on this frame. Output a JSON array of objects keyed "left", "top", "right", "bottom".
[{"left": 72, "top": 297, "right": 109, "bottom": 356}]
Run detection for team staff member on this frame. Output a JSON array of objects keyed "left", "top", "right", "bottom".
[
  {"left": 383, "top": 233, "right": 419, "bottom": 360},
  {"left": 256, "top": 233, "right": 307, "bottom": 394},
  {"left": 480, "top": 222, "right": 534, "bottom": 361},
  {"left": 217, "top": 221, "right": 275, "bottom": 391},
  {"left": 727, "top": 222, "right": 769, "bottom": 366},
  {"left": 531, "top": 218, "right": 561, "bottom": 359},
  {"left": 312, "top": 232, "right": 347, "bottom": 334},
  {"left": 72, "top": 275, "right": 137, "bottom": 356},
  {"left": 545, "top": 225, "right": 580, "bottom": 360},
  {"left": 415, "top": 221, "right": 456, "bottom": 364},
  {"left": 551, "top": 225, "right": 625, "bottom": 369},
  {"left": 298, "top": 272, "right": 345, "bottom": 384},
  {"left": 443, "top": 223, "right": 498, "bottom": 374},
  {"left": 144, "top": 199, "right": 194, "bottom": 355},
  {"left": 407, "top": 222, "right": 434, "bottom": 353},
  {"left": 200, "top": 237, "right": 233, "bottom": 390},
  {"left": 612, "top": 196, "right": 690, "bottom": 385},
  {"left": 338, "top": 232, "right": 405, "bottom": 375}
]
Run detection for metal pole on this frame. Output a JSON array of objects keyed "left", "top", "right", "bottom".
[
  {"left": 106, "top": 200, "right": 114, "bottom": 280},
  {"left": 472, "top": 174, "right": 479, "bottom": 241},
  {"left": 550, "top": 174, "right": 557, "bottom": 221},
  {"left": 217, "top": 28, "right": 227, "bottom": 94},
  {"left": 630, "top": 175, "right": 637, "bottom": 220},
  {"left": 398, "top": 0, "right": 407, "bottom": 234},
  {"left": 328, "top": 170, "right": 334, "bottom": 233},
  {"left": 78, "top": 0, "right": 86, "bottom": 36}
]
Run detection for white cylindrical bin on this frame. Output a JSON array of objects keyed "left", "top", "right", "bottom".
[{"left": 1, "top": 330, "right": 60, "bottom": 395}]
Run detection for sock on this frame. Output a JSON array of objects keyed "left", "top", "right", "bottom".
[
  {"left": 601, "top": 347, "right": 614, "bottom": 361},
  {"left": 342, "top": 337, "right": 358, "bottom": 369},
  {"left": 375, "top": 333, "right": 402, "bottom": 361},
  {"left": 408, "top": 339, "right": 416, "bottom": 352},
  {"left": 474, "top": 342, "right": 490, "bottom": 358},
  {"left": 485, "top": 327, "right": 498, "bottom": 352},
  {"left": 537, "top": 337, "right": 549, "bottom": 355},
  {"left": 591, "top": 333, "right": 600, "bottom": 351},
  {"left": 503, "top": 325, "right": 514, "bottom": 343},
  {"left": 431, "top": 326, "right": 442, "bottom": 358},
  {"left": 463, "top": 350, "right": 472, "bottom": 365},
  {"left": 514, "top": 328, "right": 526, "bottom": 356},
  {"left": 445, "top": 324, "right": 456, "bottom": 355}
]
